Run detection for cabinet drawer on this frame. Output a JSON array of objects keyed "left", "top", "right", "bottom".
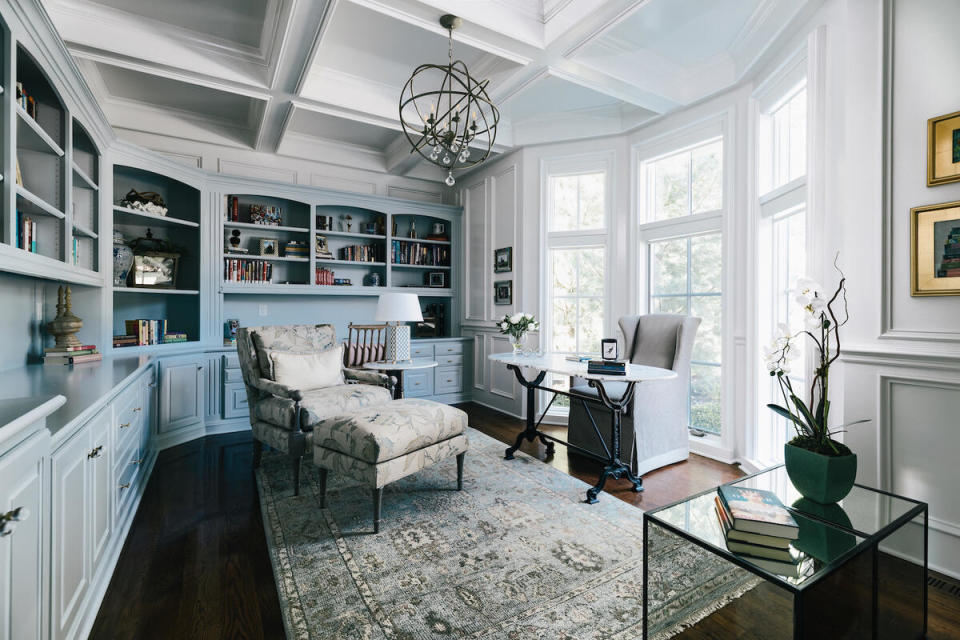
[
  {"left": 403, "top": 370, "right": 433, "bottom": 398},
  {"left": 113, "top": 424, "right": 141, "bottom": 480},
  {"left": 435, "top": 342, "right": 464, "bottom": 355},
  {"left": 434, "top": 367, "right": 462, "bottom": 394},
  {"left": 435, "top": 353, "right": 463, "bottom": 367},
  {"left": 410, "top": 344, "right": 434, "bottom": 359},
  {"left": 222, "top": 353, "right": 240, "bottom": 369},
  {"left": 113, "top": 383, "right": 143, "bottom": 431},
  {"left": 224, "top": 368, "right": 244, "bottom": 383},
  {"left": 223, "top": 383, "right": 249, "bottom": 419},
  {"left": 114, "top": 457, "right": 140, "bottom": 521}
]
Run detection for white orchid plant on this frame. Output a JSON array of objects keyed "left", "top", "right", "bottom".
[
  {"left": 499, "top": 312, "right": 538, "bottom": 341},
  {"left": 764, "top": 261, "right": 865, "bottom": 456}
]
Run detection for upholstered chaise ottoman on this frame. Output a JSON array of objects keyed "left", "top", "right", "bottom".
[{"left": 312, "top": 399, "right": 469, "bottom": 533}]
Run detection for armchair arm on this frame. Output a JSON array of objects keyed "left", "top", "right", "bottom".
[
  {"left": 343, "top": 367, "right": 396, "bottom": 392},
  {"left": 251, "top": 377, "right": 304, "bottom": 402}
]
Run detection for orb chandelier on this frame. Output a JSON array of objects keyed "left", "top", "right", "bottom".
[{"left": 399, "top": 14, "right": 499, "bottom": 186}]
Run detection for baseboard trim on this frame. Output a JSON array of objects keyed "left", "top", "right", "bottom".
[{"left": 469, "top": 399, "right": 524, "bottom": 421}]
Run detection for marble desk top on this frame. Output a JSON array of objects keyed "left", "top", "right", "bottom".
[{"left": 487, "top": 352, "right": 677, "bottom": 384}]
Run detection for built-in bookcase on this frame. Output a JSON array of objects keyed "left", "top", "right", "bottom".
[
  {"left": 70, "top": 121, "right": 99, "bottom": 271},
  {"left": 315, "top": 205, "right": 388, "bottom": 288},
  {"left": 112, "top": 165, "right": 201, "bottom": 348},
  {"left": 223, "top": 194, "right": 311, "bottom": 286}
]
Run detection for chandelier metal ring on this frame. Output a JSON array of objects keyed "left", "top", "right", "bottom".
[{"left": 399, "top": 15, "right": 499, "bottom": 186}]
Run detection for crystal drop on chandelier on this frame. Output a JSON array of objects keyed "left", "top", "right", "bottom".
[{"left": 399, "top": 14, "right": 499, "bottom": 188}]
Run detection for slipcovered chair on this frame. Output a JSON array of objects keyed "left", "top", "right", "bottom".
[
  {"left": 567, "top": 314, "right": 700, "bottom": 477},
  {"left": 236, "top": 324, "right": 394, "bottom": 495}
]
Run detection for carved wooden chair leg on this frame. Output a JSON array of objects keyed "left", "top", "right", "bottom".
[
  {"left": 373, "top": 487, "right": 384, "bottom": 533},
  {"left": 456, "top": 452, "right": 465, "bottom": 491},
  {"left": 318, "top": 468, "right": 328, "bottom": 508},
  {"left": 252, "top": 440, "right": 263, "bottom": 469}
]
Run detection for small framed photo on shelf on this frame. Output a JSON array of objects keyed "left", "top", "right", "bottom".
[
  {"left": 927, "top": 110, "right": 960, "bottom": 186},
  {"left": 258, "top": 238, "right": 278, "bottom": 256},
  {"left": 601, "top": 338, "right": 619, "bottom": 361},
  {"left": 910, "top": 200, "right": 960, "bottom": 296},
  {"left": 494, "top": 280, "right": 512, "bottom": 305},
  {"left": 132, "top": 253, "right": 178, "bottom": 289},
  {"left": 315, "top": 234, "right": 333, "bottom": 258},
  {"left": 427, "top": 271, "right": 445, "bottom": 288},
  {"left": 494, "top": 247, "right": 512, "bottom": 273}
]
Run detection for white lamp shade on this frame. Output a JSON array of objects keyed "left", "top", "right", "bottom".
[{"left": 374, "top": 293, "right": 423, "bottom": 322}]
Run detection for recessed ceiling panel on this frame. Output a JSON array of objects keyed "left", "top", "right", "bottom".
[
  {"left": 89, "top": 0, "right": 268, "bottom": 48},
  {"left": 287, "top": 108, "right": 399, "bottom": 150},
  {"left": 505, "top": 75, "right": 621, "bottom": 122}
]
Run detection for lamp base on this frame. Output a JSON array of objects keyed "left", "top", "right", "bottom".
[{"left": 384, "top": 324, "right": 412, "bottom": 363}]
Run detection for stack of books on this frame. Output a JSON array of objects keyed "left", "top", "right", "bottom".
[
  {"left": 587, "top": 359, "right": 626, "bottom": 375},
  {"left": 43, "top": 344, "right": 102, "bottom": 365},
  {"left": 714, "top": 485, "right": 803, "bottom": 577},
  {"left": 16, "top": 212, "right": 37, "bottom": 253},
  {"left": 282, "top": 240, "right": 308, "bottom": 258},
  {"left": 163, "top": 331, "right": 189, "bottom": 344},
  {"left": 113, "top": 334, "right": 139, "bottom": 348}
]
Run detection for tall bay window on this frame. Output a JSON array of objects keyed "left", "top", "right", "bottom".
[
  {"left": 756, "top": 80, "right": 808, "bottom": 466},
  {"left": 543, "top": 163, "right": 609, "bottom": 412},
  {"left": 639, "top": 136, "right": 724, "bottom": 437}
]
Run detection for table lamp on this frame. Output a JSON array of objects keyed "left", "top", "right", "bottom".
[{"left": 374, "top": 292, "right": 423, "bottom": 363}]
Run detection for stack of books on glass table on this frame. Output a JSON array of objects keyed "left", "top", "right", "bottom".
[{"left": 714, "top": 485, "right": 807, "bottom": 577}]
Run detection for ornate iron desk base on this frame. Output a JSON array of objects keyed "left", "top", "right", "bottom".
[{"left": 502, "top": 364, "right": 643, "bottom": 504}]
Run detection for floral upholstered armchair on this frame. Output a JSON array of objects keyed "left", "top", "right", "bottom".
[{"left": 236, "top": 324, "right": 394, "bottom": 495}]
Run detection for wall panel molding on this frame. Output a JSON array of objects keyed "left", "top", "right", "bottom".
[{"left": 218, "top": 159, "right": 297, "bottom": 183}]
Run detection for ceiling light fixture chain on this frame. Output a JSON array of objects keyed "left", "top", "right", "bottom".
[{"left": 399, "top": 14, "right": 499, "bottom": 186}]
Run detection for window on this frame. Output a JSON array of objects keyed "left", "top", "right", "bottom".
[
  {"left": 639, "top": 134, "right": 725, "bottom": 437},
  {"left": 543, "top": 165, "right": 609, "bottom": 411},
  {"left": 644, "top": 139, "right": 722, "bottom": 221},
  {"left": 648, "top": 233, "right": 722, "bottom": 434},
  {"left": 755, "top": 78, "right": 808, "bottom": 465}
]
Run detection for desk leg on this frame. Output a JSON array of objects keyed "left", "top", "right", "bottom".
[
  {"left": 504, "top": 366, "right": 548, "bottom": 460},
  {"left": 585, "top": 379, "right": 642, "bottom": 504}
]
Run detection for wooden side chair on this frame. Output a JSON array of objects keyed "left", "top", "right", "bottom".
[{"left": 343, "top": 323, "right": 388, "bottom": 367}]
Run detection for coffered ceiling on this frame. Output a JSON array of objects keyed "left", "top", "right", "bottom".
[{"left": 42, "top": 0, "right": 822, "bottom": 180}]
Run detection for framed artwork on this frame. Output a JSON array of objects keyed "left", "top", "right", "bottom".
[
  {"left": 315, "top": 234, "right": 333, "bottom": 258},
  {"left": 131, "top": 253, "right": 178, "bottom": 289},
  {"left": 428, "top": 272, "right": 445, "bottom": 287},
  {"left": 494, "top": 247, "right": 512, "bottom": 273},
  {"left": 927, "top": 110, "right": 960, "bottom": 186},
  {"left": 601, "top": 338, "right": 619, "bottom": 361},
  {"left": 911, "top": 200, "right": 960, "bottom": 296},
  {"left": 258, "top": 238, "right": 277, "bottom": 256},
  {"left": 494, "top": 280, "right": 512, "bottom": 305}
]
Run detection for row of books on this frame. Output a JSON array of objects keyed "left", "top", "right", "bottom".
[
  {"left": 16, "top": 212, "right": 38, "bottom": 253},
  {"left": 316, "top": 267, "right": 352, "bottom": 285},
  {"left": 16, "top": 82, "right": 39, "bottom": 120},
  {"left": 714, "top": 485, "right": 805, "bottom": 577},
  {"left": 225, "top": 258, "right": 273, "bottom": 283},
  {"left": 122, "top": 319, "right": 172, "bottom": 346},
  {"left": 43, "top": 344, "right": 102, "bottom": 365},
  {"left": 336, "top": 244, "right": 384, "bottom": 263},
  {"left": 587, "top": 359, "right": 626, "bottom": 375},
  {"left": 937, "top": 226, "right": 960, "bottom": 277},
  {"left": 391, "top": 241, "right": 450, "bottom": 267}
]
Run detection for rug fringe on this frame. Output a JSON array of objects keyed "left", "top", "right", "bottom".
[{"left": 649, "top": 577, "right": 762, "bottom": 640}]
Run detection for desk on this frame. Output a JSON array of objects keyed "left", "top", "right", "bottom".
[
  {"left": 363, "top": 359, "right": 438, "bottom": 399},
  {"left": 487, "top": 352, "right": 676, "bottom": 503}
]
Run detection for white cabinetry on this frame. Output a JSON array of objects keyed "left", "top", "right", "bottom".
[
  {"left": 159, "top": 356, "right": 205, "bottom": 434},
  {"left": 0, "top": 430, "right": 50, "bottom": 640}
]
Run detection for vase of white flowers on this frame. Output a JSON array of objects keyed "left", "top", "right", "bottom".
[
  {"left": 499, "top": 312, "right": 538, "bottom": 355},
  {"left": 764, "top": 261, "right": 867, "bottom": 504}
]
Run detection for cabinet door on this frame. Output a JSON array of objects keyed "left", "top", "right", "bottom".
[
  {"left": 50, "top": 430, "right": 91, "bottom": 640},
  {"left": 88, "top": 412, "right": 112, "bottom": 574},
  {"left": 141, "top": 367, "right": 157, "bottom": 457},
  {"left": 203, "top": 354, "right": 222, "bottom": 422},
  {"left": 158, "top": 356, "right": 205, "bottom": 433},
  {"left": 0, "top": 431, "right": 48, "bottom": 640}
]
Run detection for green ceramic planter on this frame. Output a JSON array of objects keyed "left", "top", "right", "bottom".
[{"left": 784, "top": 443, "right": 857, "bottom": 504}]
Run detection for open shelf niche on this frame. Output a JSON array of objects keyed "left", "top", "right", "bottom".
[
  {"left": 112, "top": 165, "right": 201, "bottom": 348},
  {"left": 223, "top": 193, "right": 311, "bottom": 286},
  {"left": 315, "top": 205, "right": 388, "bottom": 289},
  {"left": 70, "top": 120, "right": 99, "bottom": 272},
  {"left": 13, "top": 44, "right": 66, "bottom": 263}
]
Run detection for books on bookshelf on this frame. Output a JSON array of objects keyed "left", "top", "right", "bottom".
[
  {"left": 16, "top": 212, "right": 37, "bottom": 253},
  {"left": 225, "top": 258, "right": 273, "bottom": 283},
  {"left": 337, "top": 244, "right": 383, "bottom": 262},
  {"left": 16, "top": 82, "right": 38, "bottom": 120},
  {"left": 43, "top": 345, "right": 102, "bottom": 365},
  {"left": 587, "top": 359, "right": 626, "bottom": 375},
  {"left": 391, "top": 240, "right": 449, "bottom": 267},
  {"left": 283, "top": 240, "right": 308, "bottom": 258},
  {"left": 118, "top": 320, "right": 188, "bottom": 346}
]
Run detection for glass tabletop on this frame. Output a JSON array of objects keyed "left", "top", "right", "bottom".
[{"left": 645, "top": 466, "right": 926, "bottom": 591}]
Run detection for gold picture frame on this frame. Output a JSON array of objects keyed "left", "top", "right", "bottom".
[
  {"left": 927, "top": 110, "right": 960, "bottom": 186},
  {"left": 911, "top": 200, "right": 960, "bottom": 296}
]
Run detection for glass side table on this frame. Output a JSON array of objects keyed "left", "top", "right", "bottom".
[{"left": 643, "top": 466, "right": 928, "bottom": 639}]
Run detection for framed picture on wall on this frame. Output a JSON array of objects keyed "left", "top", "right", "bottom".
[
  {"left": 494, "top": 280, "right": 512, "bottom": 305},
  {"left": 927, "top": 110, "right": 960, "bottom": 186},
  {"left": 911, "top": 200, "right": 960, "bottom": 296},
  {"left": 494, "top": 247, "right": 512, "bottom": 273}
]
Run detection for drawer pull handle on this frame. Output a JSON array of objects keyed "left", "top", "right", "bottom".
[
  {"left": 130, "top": 458, "right": 144, "bottom": 466},
  {"left": 88, "top": 445, "right": 103, "bottom": 459},
  {"left": 119, "top": 482, "right": 131, "bottom": 490},
  {"left": 147, "top": 382, "right": 156, "bottom": 388},
  {"left": 119, "top": 422, "right": 131, "bottom": 429},
  {"left": 0, "top": 506, "right": 29, "bottom": 536},
  {"left": 133, "top": 407, "right": 142, "bottom": 412},
  {"left": 446, "top": 379, "right": 453, "bottom": 383}
]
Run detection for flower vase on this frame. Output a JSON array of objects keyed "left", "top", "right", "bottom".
[{"left": 509, "top": 333, "right": 526, "bottom": 355}]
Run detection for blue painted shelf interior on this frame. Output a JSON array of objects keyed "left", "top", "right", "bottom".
[{"left": 224, "top": 194, "right": 312, "bottom": 285}]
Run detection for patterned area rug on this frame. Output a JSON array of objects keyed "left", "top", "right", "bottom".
[{"left": 256, "top": 428, "right": 757, "bottom": 639}]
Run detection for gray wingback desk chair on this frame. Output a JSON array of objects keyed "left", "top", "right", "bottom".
[{"left": 567, "top": 314, "right": 700, "bottom": 477}]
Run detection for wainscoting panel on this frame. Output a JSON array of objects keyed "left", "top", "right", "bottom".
[
  {"left": 386, "top": 185, "right": 442, "bottom": 203},
  {"left": 309, "top": 174, "right": 377, "bottom": 194},
  {"left": 218, "top": 159, "right": 297, "bottom": 183},
  {"left": 464, "top": 180, "right": 488, "bottom": 323},
  {"left": 473, "top": 332, "right": 486, "bottom": 391},
  {"left": 489, "top": 335, "right": 516, "bottom": 399}
]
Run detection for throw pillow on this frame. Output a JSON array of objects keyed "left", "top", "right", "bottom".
[{"left": 269, "top": 345, "right": 345, "bottom": 391}]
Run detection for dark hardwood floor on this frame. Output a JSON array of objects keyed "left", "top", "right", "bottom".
[{"left": 91, "top": 402, "right": 960, "bottom": 639}]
